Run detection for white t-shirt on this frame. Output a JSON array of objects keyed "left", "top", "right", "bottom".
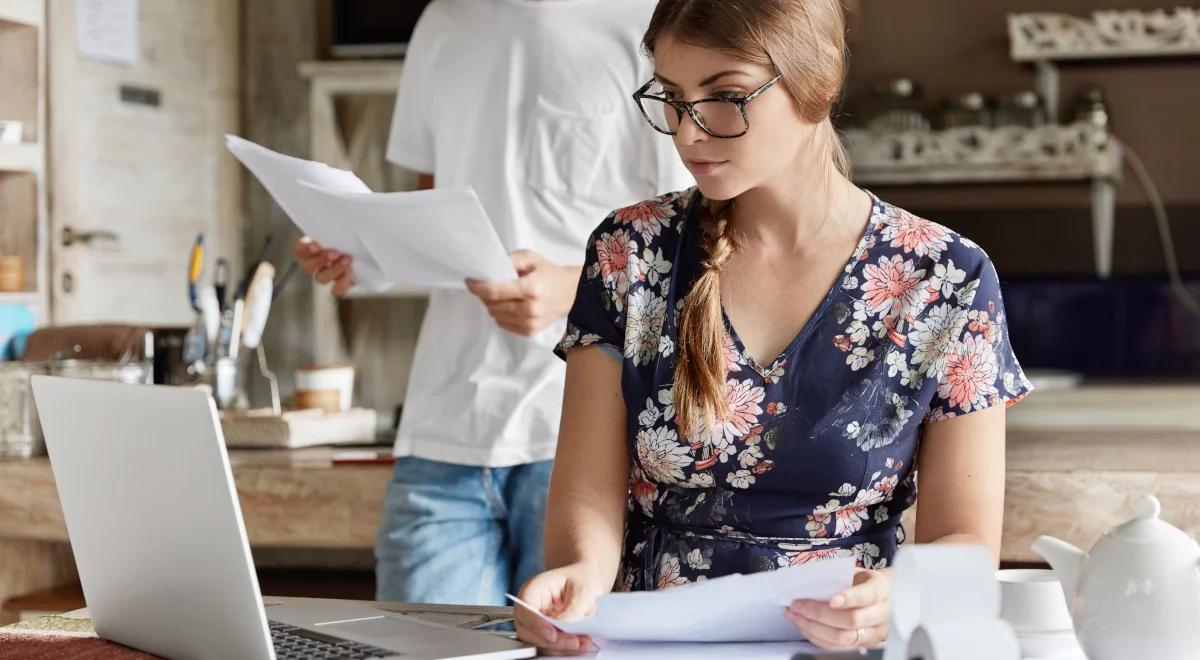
[{"left": 386, "top": 0, "right": 692, "bottom": 466}]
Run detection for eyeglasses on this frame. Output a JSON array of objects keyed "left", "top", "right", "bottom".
[{"left": 633, "top": 75, "right": 783, "bottom": 139}]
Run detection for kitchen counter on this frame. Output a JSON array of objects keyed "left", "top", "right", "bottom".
[{"left": 1, "top": 384, "right": 1197, "bottom": 614}]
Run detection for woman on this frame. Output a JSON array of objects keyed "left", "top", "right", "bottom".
[{"left": 516, "top": 0, "right": 1032, "bottom": 653}]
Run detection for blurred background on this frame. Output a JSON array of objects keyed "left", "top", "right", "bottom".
[{"left": 1, "top": 0, "right": 1197, "bottom": 624}]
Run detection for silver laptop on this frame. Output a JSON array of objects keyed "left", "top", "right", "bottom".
[{"left": 32, "top": 376, "right": 535, "bottom": 660}]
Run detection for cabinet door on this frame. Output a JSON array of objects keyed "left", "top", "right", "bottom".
[{"left": 48, "top": 0, "right": 239, "bottom": 326}]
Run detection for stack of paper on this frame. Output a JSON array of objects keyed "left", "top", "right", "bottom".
[{"left": 225, "top": 135, "right": 517, "bottom": 292}]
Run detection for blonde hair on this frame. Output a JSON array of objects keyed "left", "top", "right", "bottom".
[{"left": 644, "top": 0, "right": 851, "bottom": 436}]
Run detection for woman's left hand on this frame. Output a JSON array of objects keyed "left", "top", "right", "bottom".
[{"left": 786, "top": 568, "right": 891, "bottom": 651}]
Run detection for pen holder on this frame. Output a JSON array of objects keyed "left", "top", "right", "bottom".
[{"left": 213, "top": 356, "right": 243, "bottom": 410}]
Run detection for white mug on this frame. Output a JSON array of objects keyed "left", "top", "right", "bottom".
[
  {"left": 997, "top": 568, "right": 1074, "bottom": 634},
  {"left": 295, "top": 364, "right": 355, "bottom": 412}
]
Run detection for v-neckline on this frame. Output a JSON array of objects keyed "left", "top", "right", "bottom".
[{"left": 720, "top": 192, "right": 881, "bottom": 380}]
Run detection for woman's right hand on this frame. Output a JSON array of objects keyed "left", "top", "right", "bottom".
[
  {"left": 514, "top": 563, "right": 604, "bottom": 655},
  {"left": 293, "top": 236, "right": 355, "bottom": 297}
]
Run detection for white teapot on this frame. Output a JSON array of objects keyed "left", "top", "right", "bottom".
[{"left": 1032, "top": 494, "right": 1200, "bottom": 660}]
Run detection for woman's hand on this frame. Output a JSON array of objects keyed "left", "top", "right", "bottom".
[
  {"left": 465, "top": 250, "right": 580, "bottom": 337},
  {"left": 787, "top": 568, "right": 891, "bottom": 651},
  {"left": 293, "top": 236, "right": 355, "bottom": 297},
  {"left": 513, "top": 563, "right": 604, "bottom": 656}
]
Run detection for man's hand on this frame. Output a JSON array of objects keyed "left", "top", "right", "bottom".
[
  {"left": 465, "top": 250, "right": 581, "bottom": 337},
  {"left": 294, "top": 236, "right": 355, "bottom": 298}
]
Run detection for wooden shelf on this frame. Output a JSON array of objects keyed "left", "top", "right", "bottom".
[
  {"left": 0, "top": 0, "right": 41, "bottom": 27},
  {"left": 0, "top": 291, "right": 38, "bottom": 304},
  {"left": 0, "top": 142, "right": 40, "bottom": 173},
  {"left": 1009, "top": 9, "right": 1200, "bottom": 62},
  {"left": 844, "top": 123, "right": 1121, "bottom": 186},
  {"left": 343, "top": 286, "right": 429, "bottom": 300}
]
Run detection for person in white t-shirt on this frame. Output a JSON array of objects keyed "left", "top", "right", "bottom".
[{"left": 293, "top": 0, "right": 691, "bottom": 605}]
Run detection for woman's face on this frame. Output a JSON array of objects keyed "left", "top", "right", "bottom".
[{"left": 651, "top": 35, "right": 819, "bottom": 201}]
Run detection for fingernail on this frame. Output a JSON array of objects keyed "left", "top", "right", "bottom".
[{"left": 831, "top": 595, "right": 846, "bottom": 608}]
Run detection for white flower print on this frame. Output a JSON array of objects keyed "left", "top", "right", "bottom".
[
  {"left": 847, "top": 320, "right": 870, "bottom": 345},
  {"left": 854, "top": 543, "right": 885, "bottom": 570},
  {"left": 686, "top": 548, "right": 712, "bottom": 570},
  {"left": 636, "top": 426, "right": 693, "bottom": 484},
  {"left": 637, "top": 397, "right": 661, "bottom": 427},
  {"left": 957, "top": 278, "right": 980, "bottom": 306},
  {"left": 726, "top": 469, "right": 756, "bottom": 490},
  {"left": 657, "top": 386, "right": 675, "bottom": 423},
  {"left": 842, "top": 275, "right": 859, "bottom": 290},
  {"left": 909, "top": 303, "right": 969, "bottom": 380},
  {"left": 658, "top": 334, "right": 675, "bottom": 358},
  {"left": 635, "top": 247, "right": 672, "bottom": 286},
  {"left": 656, "top": 554, "right": 689, "bottom": 589},
  {"left": 686, "top": 471, "right": 715, "bottom": 488},
  {"left": 625, "top": 288, "right": 668, "bottom": 366},
  {"left": 847, "top": 346, "right": 876, "bottom": 371},
  {"left": 738, "top": 444, "right": 764, "bottom": 469},
  {"left": 929, "top": 260, "right": 967, "bottom": 300}
]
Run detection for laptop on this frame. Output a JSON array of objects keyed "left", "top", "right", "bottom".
[{"left": 31, "top": 376, "right": 536, "bottom": 660}]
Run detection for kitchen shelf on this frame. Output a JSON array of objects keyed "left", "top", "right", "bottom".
[
  {"left": 0, "top": 0, "right": 41, "bottom": 27},
  {"left": 1009, "top": 9, "right": 1200, "bottom": 62},
  {"left": 0, "top": 291, "right": 39, "bottom": 304},
  {"left": 0, "top": 142, "right": 41, "bottom": 173},
  {"left": 845, "top": 123, "right": 1121, "bottom": 186},
  {"left": 344, "top": 286, "right": 429, "bottom": 300},
  {"left": 845, "top": 122, "right": 1121, "bottom": 278}
]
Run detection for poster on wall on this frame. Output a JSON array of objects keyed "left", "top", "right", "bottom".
[{"left": 76, "top": 0, "right": 140, "bottom": 65}]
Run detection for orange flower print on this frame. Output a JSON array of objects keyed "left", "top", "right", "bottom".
[
  {"left": 614, "top": 198, "right": 675, "bottom": 239},
  {"left": 938, "top": 333, "right": 1000, "bottom": 412},
  {"left": 596, "top": 229, "right": 635, "bottom": 280},
  {"left": 862, "top": 254, "right": 927, "bottom": 320},
  {"left": 881, "top": 206, "right": 951, "bottom": 259}
]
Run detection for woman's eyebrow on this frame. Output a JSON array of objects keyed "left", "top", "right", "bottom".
[{"left": 653, "top": 70, "right": 754, "bottom": 88}]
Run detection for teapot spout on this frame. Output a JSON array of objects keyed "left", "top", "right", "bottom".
[{"left": 1032, "top": 535, "right": 1087, "bottom": 605}]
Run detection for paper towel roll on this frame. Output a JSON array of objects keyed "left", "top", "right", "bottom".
[
  {"left": 890, "top": 545, "right": 1000, "bottom": 639},
  {"left": 907, "top": 618, "right": 1020, "bottom": 660}
]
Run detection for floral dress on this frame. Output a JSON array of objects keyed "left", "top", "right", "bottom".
[{"left": 555, "top": 188, "right": 1033, "bottom": 591}]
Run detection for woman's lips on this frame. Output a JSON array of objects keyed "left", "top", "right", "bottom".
[{"left": 686, "top": 159, "right": 728, "bottom": 175}]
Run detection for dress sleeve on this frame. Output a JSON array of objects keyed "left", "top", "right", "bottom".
[
  {"left": 555, "top": 213, "right": 630, "bottom": 360},
  {"left": 925, "top": 252, "right": 1034, "bottom": 423}
]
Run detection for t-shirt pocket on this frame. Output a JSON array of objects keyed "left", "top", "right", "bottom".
[{"left": 521, "top": 94, "right": 619, "bottom": 202}]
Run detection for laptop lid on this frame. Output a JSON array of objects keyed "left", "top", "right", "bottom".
[{"left": 32, "top": 376, "right": 275, "bottom": 660}]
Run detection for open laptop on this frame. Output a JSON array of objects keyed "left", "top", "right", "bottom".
[{"left": 32, "top": 376, "right": 536, "bottom": 660}]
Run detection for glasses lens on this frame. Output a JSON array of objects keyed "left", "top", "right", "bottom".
[
  {"left": 693, "top": 101, "right": 747, "bottom": 137},
  {"left": 637, "top": 97, "right": 679, "bottom": 134}
]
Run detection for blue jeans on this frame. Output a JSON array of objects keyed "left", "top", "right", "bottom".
[{"left": 375, "top": 456, "right": 554, "bottom": 605}]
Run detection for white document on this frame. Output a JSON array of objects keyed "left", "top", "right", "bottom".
[
  {"left": 597, "top": 641, "right": 821, "bottom": 659},
  {"left": 77, "top": 0, "right": 140, "bottom": 65},
  {"left": 225, "top": 135, "right": 517, "bottom": 291},
  {"left": 509, "top": 557, "right": 855, "bottom": 643},
  {"left": 296, "top": 184, "right": 518, "bottom": 288}
]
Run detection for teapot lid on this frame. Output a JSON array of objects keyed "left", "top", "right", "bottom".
[{"left": 1109, "top": 495, "right": 1192, "bottom": 545}]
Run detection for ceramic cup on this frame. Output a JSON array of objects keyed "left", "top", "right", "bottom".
[
  {"left": 295, "top": 364, "right": 355, "bottom": 412},
  {"left": 997, "top": 568, "right": 1074, "bottom": 634}
]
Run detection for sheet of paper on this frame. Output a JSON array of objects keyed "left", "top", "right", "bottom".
[
  {"left": 225, "top": 135, "right": 392, "bottom": 291},
  {"left": 597, "top": 641, "right": 822, "bottom": 659},
  {"left": 76, "top": 0, "right": 140, "bottom": 65},
  {"left": 510, "top": 557, "right": 855, "bottom": 643},
  {"left": 296, "top": 184, "right": 518, "bottom": 288}
]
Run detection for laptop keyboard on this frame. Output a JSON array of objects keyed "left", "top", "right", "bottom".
[{"left": 270, "top": 620, "right": 396, "bottom": 659}]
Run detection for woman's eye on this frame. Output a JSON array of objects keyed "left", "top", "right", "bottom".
[{"left": 713, "top": 91, "right": 742, "bottom": 101}]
